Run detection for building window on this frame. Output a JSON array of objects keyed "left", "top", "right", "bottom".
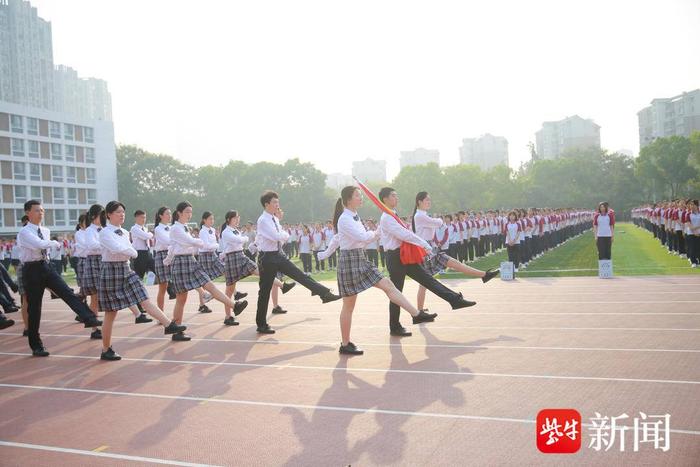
[
  {"left": 52, "top": 165, "right": 63, "bottom": 182},
  {"left": 55, "top": 209, "right": 66, "bottom": 226},
  {"left": 31, "top": 186, "right": 41, "bottom": 199},
  {"left": 50, "top": 143, "right": 62, "bottom": 160},
  {"left": 86, "top": 168, "right": 96, "bottom": 184},
  {"left": 66, "top": 166, "right": 76, "bottom": 183},
  {"left": 0, "top": 210, "right": 3, "bottom": 227},
  {"left": 85, "top": 147, "right": 95, "bottom": 163},
  {"left": 30, "top": 163, "right": 41, "bottom": 181},
  {"left": 84, "top": 127, "right": 94, "bottom": 143},
  {"left": 67, "top": 187, "right": 78, "bottom": 204},
  {"left": 15, "top": 209, "right": 24, "bottom": 226},
  {"left": 64, "top": 144, "right": 75, "bottom": 161},
  {"left": 68, "top": 209, "right": 79, "bottom": 225},
  {"left": 64, "top": 123, "right": 74, "bottom": 140},
  {"left": 15, "top": 185, "right": 27, "bottom": 204},
  {"left": 49, "top": 121, "right": 61, "bottom": 138},
  {"left": 13, "top": 161, "right": 26, "bottom": 180},
  {"left": 87, "top": 188, "right": 97, "bottom": 204},
  {"left": 53, "top": 187, "right": 65, "bottom": 204},
  {"left": 28, "top": 140, "right": 39, "bottom": 158},
  {"left": 11, "top": 138, "right": 24, "bottom": 156},
  {"left": 10, "top": 114, "right": 23, "bottom": 133},
  {"left": 27, "top": 117, "right": 38, "bottom": 135}
]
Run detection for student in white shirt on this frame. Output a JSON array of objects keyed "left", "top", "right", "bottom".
[
  {"left": 219, "top": 210, "right": 294, "bottom": 325},
  {"left": 505, "top": 211, "right": 522, "bottom": 271},
  {"left": 412, "top": 192, "right": 498, "bottom": 312},
  {"left": 130, "top": 209, "right": 154, "bottom": 280},
  {"left": 687, "top": 199, "right": 700, "bottom": 268},
  {"left": 298, "top": 226, "right": 313, "bottom": 273},
  {"left": 152, "top": 206, "right": 173, "bottom": 311},
  {"left": 311, "top": 223, "right": 326, "bottom": 273},
  {"left": 97, "top": 201, "right": 186, "bottom": 360},
  {"left": 197, "top": 211, "right": 230, "bottom": 314},
  {"left": 323, "top": 221, "right": 337, "bottom": 270},
  {"left": 593, "top": 202, "right": 614, "bottom": 260},
  {"left": 317, "top": 186, "right": 433, "bottom": 355}
]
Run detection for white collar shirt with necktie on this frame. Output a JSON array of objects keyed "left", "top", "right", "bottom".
[
  {"left": 256, "top": 211, "right": 289, "bottom": 252},
  {"left": 17, "top": 223, "right": 59, "bottom": 263}
]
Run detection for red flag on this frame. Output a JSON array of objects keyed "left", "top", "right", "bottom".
[{"left": 352, "top": 176, "right": 427, "bottom": 265}]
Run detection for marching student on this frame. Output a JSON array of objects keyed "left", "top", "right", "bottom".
[
  {"left": 412, "top": 192, "right": 498, "bottom": 313},
  {"left": 505, "top": 211, "right": 521, "bottom": 272},
  {"left": 377, "top": 187, "right": 476, "bottom": 337},
  {"left": 18, "top": 200, "right": 102, "bottom": 356},
  {"left": 311, "top": 223, "right": 326, "bottom": 273},
  {"left": 97, "top": 201, "right": 187, "bottom": 361},
  {"left": 15, "top": 215, "right": 29, "bottom": 336},
  {"left": 153, "top": 206, "right": 173, "bottom": 311},
  {"left": 165, "top": 201, "right": 247, "bottom": 341},
  {"left": 254, "top": 190, "right": 340, "bottom": 335},
  {"left": 687, "top": 200, "right": 700, "bottom": 268},
  {"left": 318, "top": 186, "right": 434, "bottom": 355},
  {"left": 198, "top": 211, "right": 231, "bottom": 314},
  {"left": 593, "top": 202, "right": 615, "bottom": 260},
  {"left": 323, "top": 221, "right": 337, "bottom": 270},
  {"left": 130, "top": 210, "right": 155, "bottom": 280},
  {"left": 219, "top": 210, "right": 294, "bottom": 325}
]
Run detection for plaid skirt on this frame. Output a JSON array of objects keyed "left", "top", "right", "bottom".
[
  {"left": 423, "top": 251, "right": 450, "bottom": 276},
  {"left": 80, "top": 254, "right": 102, "bottom": 295},
  {"left": 224, "top": 250, "right": 257, "bottom": 286},
  {"left": 337, "top": 248, "right": 384, "bottom": 297},
  {"left": 98, "top": 261, "right": 148, "bottom": 312},
  {"left": 170, "top": 255, "right": 210, "bottom": 294},
  {"left": 153, "top": 250, "right": 170, "bottom": 283},
  {"left": 198, "top": 251, "right": 224, "bottom": 280},
  {"left": 16, "top": 262, "right": 24, "bottom": 295}
]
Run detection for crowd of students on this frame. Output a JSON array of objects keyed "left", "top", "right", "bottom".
[{"left": 631, "top": 199, "right": 700, "bottom": 268}]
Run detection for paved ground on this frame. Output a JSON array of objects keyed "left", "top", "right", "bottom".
[{"left": 1, "top": 275, "right": 699, "bottom": 466}]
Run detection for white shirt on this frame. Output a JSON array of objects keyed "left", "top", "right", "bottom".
[
  {"left": 256, "top": 211, "right": 288, "bottom": 252},
  {"left": 73, "top": 229, "right": 87, "bottom": 258},
  {"left": 153, "top": 224, "right": 172, "bottom": 252},
  {"left": 169, "top": 221, "right": 204, "bottom": 255},
  {"left": 505, "top": 222, "right": 520, "bottom": 244},
  {"left": 336, "top": 209, "right": 377, "bottom": 250},
  {"left": 221, "top": 226, "right": 249, "bottom": 254},
  {"left": 199, "top": 225, "right": 219, "bottom": 253},
  {"left": 413, "top": 210, "right": 442, "bottom": 241},
  {"left": 312, "top": 231, "right": 324, "bottom": 251},
  {"left": 48, "top": 242, "right": 62, "bottom": 260},
  {"left": 84, "top": 223, "right": 103, "bottom": 256},
  {"left": 595, "top": 213, "right": 613, "bottom": 237},
  {"left": 130, "top": 224, "right": 153, "bottom": 251},
  {"left": 379, "top": 211, "right": 430, "bottom": 251},
  {"left": 17, "top": 222, "right": 61, "bottom": 263},
  {"left": 298, "top": 235, "right": 311, "bottom": 254},
  {"left": 100, "top": 223, "right": 138, "bottom": 262}
]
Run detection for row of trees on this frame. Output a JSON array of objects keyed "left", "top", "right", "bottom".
[{"left": 117, "top": 132, "right": 700, "bottom": 226}]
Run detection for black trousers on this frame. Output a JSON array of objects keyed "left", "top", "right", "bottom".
[
  {"left": 327, "top": 251, "right": 337, "bottom": 268},
  {"left": 507, "top": 243, "right": 520, "bottom": 267},
  {"left": 256, "top": 251, "right": 330, "bottom": 328},
  {"left": 467, "top": 238, "right": 476, "bottom": 261},
  {"left": 596, "top": 237, "right": 612, "bottom": 260},
  {"left": 132, "top": 250, "right": 154, "bottom": 279},
  {"left": 313, "top": 251, "right": 325, "bottom": 271},
  {"left": 23, "top": 261, "right": 95, "bottom": 350},
  {"left": 386, "top": 248, "right": 461, "bottom": 331},
  {"left": 687, "top": 235, "right": 700, "bottom": 265},
  {"left": 300, "top": 253, "right": 313, "bottom": 272}
]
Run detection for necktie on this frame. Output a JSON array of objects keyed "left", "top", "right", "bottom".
[
  {"left": 115, "top": 229, "right": 123, "bottom": 236},
  {"left": 37, "top": 227, "right": 48, "bottom": 261},
  {"left": 165, "top": 226, "right": 169, "bottom": 231},
  {"left": 272, "top": 216, "right": 283, "bottom": 253},
  {"left": 353, "top": 215, "right": 359, "bottom": 221},
  {"left": 97, "top": 227, "right": 102, "bottom": 232}
]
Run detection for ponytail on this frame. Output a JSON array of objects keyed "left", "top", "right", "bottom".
[
  {"left": 172, "top": 201, "right": 192, "bottom": 225},
  {"left": 412, "top": 191, "right": 429, "bottom": 232},
  {"left": 154, "top": 206, "right": 169, "bottom": 228},
  {"left": 200, "top": 211, "right": 213, "bottom": 228},
  {"left": 222, "top": 210, "right": 238, "bottom": 233},
  {"left": 332, "top": 198, "right": 344, "bottom": 232},
  {"left": 333, "top": 186, "right": 359, "bottom": 232}
]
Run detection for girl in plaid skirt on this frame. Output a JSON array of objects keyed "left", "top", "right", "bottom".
[
  {"left": 153, "top": 206, "right": 173, "bottom": 311},
  {"left": 166, "top": 201, "right": 250, "bottom": 341},
  {"left": 97, "top": 201, "right": 187, "bottom": 361},
  {"left": 412, "top": 192, "right": 499, "bottom": 314},
  {"left": 219, "top": 210, "right": 294, "bottom": 325},
  {"left": 318, "top": 186, "right": 435, "bottom": 355},
  {"left": 196, "top": 211, "right": 226, "bottom": 314}
]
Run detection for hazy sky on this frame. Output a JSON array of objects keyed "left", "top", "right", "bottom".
[{"left": 30, "top": 0, "right": 700, "bottom": 179}]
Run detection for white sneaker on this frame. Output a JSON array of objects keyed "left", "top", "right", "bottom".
[
  {"left": 692, "top": 264, "right": 697, "bottom": 268},
  {"left": 202, "top": 292, "right": 213, "bottom": 304}
]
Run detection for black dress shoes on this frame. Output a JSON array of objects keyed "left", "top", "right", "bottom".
[
  {"left": 256, "top": 325, "right": 275, "bottom": 334},
  {"left": 390, "top": 326, "right": 412, "bottom": 337},
  {"left": 83, "top": 317, "right": 103, "bottom": 328},
  {"left": 164, "top": 321, "right": 187, "bottom": 335},
  {"left": 171, "top": 331, "right": 191, "bottom": 341},
  {"left": 90, "top": 329, "right": 102, "bottom": 339},
  {"left": 320, "top": 292, "right": 341, "bottom": 303},
  {"left": 32, "top": 347, "right": 49, "bottom": 357},
  {"left": 412, "top": 311, "right": 436, "bottom": 324},
  {"left": 339, "top": 342, "right": 364, "bottom": 355},
  {"left": 282, "top": 282, "right": 296, "bottom": 294},
  {"left": 100, "top": 347, "right": 121, "bottom": 361},
  {"left": 135, "top": 313, "right": 153, "bottom": 324},
  {"left": 0, "top": 316, "right": 14, "bottom": 329},
  {"left": 271, "top": 305, "right": 287, "bottom": 314},
  {"left": 198, "top": 304, "right": 212, "bottom": 313},
  {"left": 234, "top": 291, "right": 248, "bottom": 300},
  {"left": 451, "top": 293, "right": 477, "bottom": 310},
  {"left": 482, "top": 268, "right": 499, "bottom": 283},
  {"left": 223, "top": 316, "right": 239, "bottom": 326},
  {"left": 233, "top": 300, "right": 248, "bottom": 316}
]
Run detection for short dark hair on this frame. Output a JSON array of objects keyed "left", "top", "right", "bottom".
[
  {"left": 378, "top": 187, "right": 395, "bottom": 203},
  {"left": 134, "top": 210, "right": 145, "bottom": 217},
  {"left": 260, "top": 190, "right": 279, "bottom": 207},
  {"left": 24, "top": 199, "right": 41, "bottom": 212}
]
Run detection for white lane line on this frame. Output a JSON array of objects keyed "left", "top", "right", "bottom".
[
  {"left": 1, "top": 384, "right": 699, "bottom": 436},
  {"left": 0, "top": 440, "right": 220, "bottom": 467},
  {"left": 1, "top": 352, "right": 699, "bottom": 385},
  {"left": 17, "top": 320, "right": 700, "bottom": 332},
  {"left": 3, "top": 332, "right": 700, "bottom": 354}
]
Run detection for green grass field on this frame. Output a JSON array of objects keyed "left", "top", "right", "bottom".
[{"left": 46, "top": 222, "right": 698, "bottom": 285}]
